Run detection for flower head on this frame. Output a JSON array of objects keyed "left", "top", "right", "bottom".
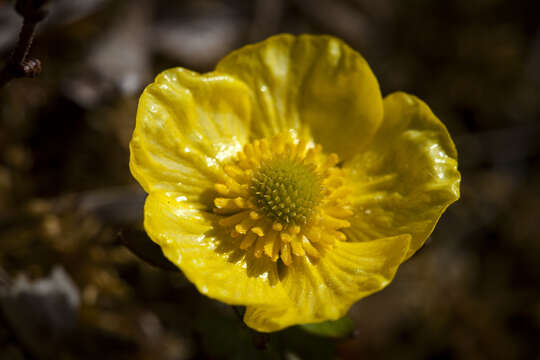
[{"left": 129, "top": 34, "right": 460, "bottom": 332}]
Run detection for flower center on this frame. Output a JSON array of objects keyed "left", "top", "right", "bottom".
[
  {"left": 251, "top": 158, "right": 321, "bottom": 226},
  {"left": 213, "top": 133, "right": 353, "bottom": 266}
]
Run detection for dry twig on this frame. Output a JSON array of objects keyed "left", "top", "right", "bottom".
[{"left": 0, "top": 0, "right": 49, "bottom": 87}]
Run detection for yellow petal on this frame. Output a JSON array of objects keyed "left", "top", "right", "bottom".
[
  {"left": 243, "top": 235, "right": 410, "bottom": 332},
  {"left": 344, "top": 92, "right": 461, "bottom": 259},
  {"left": 144, "top": 192, "right": 288, "bottom": 306},
  {"left": 130, "top": 68, "right": 252, "bottom": 206},
  {"left": 216, "top": 34, "right": 383, "bottom": 160}
]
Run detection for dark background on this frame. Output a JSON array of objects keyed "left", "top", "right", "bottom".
[{"left": 1, "top": 0, "right": 539, "bottom": 359}]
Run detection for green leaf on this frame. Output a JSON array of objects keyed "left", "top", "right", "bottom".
[{"left": 299, "top": 317, "right": 355, "bottom": 338}]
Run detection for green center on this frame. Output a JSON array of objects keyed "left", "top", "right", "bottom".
[{"left": 250, "top": 158, "right": 322, "bottom": 225}]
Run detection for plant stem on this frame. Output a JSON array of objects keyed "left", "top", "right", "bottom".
[{"left": 0, "top": 0, "right": 48, "bottom": 87}]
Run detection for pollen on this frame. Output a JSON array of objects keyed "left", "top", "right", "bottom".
[{"left": 213, "top": 133, "right": 353, "bottom": 266}]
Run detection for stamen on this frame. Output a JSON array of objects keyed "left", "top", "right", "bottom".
[
  {"left": 224, "top": 165, "right": 248, "bottom": 182},
  {"left": 240, "top": 231, "right": 257, "bottom": 249},
  {"left": 251, "top": 226, "right": 265, "bottom": 237},
  {"left": 215, "top": 184, "right": 231, "bottom": 196},
  {"left": 254, "top": 237, "right": 266, "bottom": 258},
  {"left": 280, "top": 233, "right": 292, "bottom": 243},
  {"left": 264, "top": 231, "right": 278, "bottom": 258},
  {"left": 213, "top": 133, "right": 353, "bottom": 266},
  {"left": 291, "top": 241, "right": 305, "bottom": 256},
  {"left": 272, "top": 222, "right": 283, "bottom": 231},
  {"left": 249, "top": 211, "right": 261, "bottom": 220},
  {"left": 281, "top": 242, "right": 292, "bottom": 266},
  {"left": 325, "top": 206, "right": 354, "bottom": 218},
  {"left": 219, "top": 211, "right": 249, "bottom": 227},
  {"left": 320, "top": 214, "right": 351, "bottom": 229},
  {"left": 302, "top": 236, "right": 321, "bottom": 258},
  {"left": 235, "top": 217, "right": 256, "bottom": 234}
]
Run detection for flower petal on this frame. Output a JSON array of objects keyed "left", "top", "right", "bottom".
[
  {"left": 243, "top": 235, "right": 410, "bottom": 332},
  {"left": 144, "top": 192, "right": 288, "bottom": 306},
  {"left": 216, "top": 34, "right": 383, "bottom": 160},
  {"left": 344, "top": 92, "right": 461, "bottom": 259},
  {"left": 130, "top": 68, "right": 252, "bottom": 207}
]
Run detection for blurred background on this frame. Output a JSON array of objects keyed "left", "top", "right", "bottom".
[{"left": 1, "top": 0, "right": 539, "bottom": 359}]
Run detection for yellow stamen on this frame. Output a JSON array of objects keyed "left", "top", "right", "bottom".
[
  {"left": 219, "top": 211, "right": 249, "bottom": 227},
  {"left": 325, "top": 206, "right": 354, "bottom": 218},
  {"left": 249, "top": 211, "right": 261, "bottom": 220},
  {"left": 302, "top": 236, "right": 321, "bottom": 259},
  {"left": 240, "top": 231, "right": 257, "bottom": 249},
  {"left": 251, "top": 226, "right": 265, "bottom": 237},
  {"left": 213, "top": 133, "right": 353, "bottom": 266},
  {"left": 214, "top": 184, "right": 230, "bottom": 196},
  {"left": 264, "top": 231, "right": 278, "bottom": 258},
  {"left": 304, "top": 144, "right": 322, "bottom": 164},
  {"left": 235, "top": 216, "right": 256, "bottom": 234},
  {"left": 272, "top": 222, "right": 283, "bottom": 231},
  {"left": 320, "top": 214, "right": 351, "bottom": 229},
  {"left": 259, "top": 139, "right": 271, "bottom": 160},
  {"left": 288, "top": 225, "right": 301, "bottom": 235},
  {"left": 291, "top": 240, "right": 305, "bottom": 256},
  {"left": 233, "top": 197, "right": 248, "bottom": 208},
  {"left": 224, "top": 165, "right": 249, "bottom": 182},
  {"left": 281, "top": 242, "right": 292, "bottom": 266},
  {"left": 280, "top": 233, "right": 292, "bottom": 243},
  {"left": 254, "top": 237, "right": 266, "bottom": 258}
]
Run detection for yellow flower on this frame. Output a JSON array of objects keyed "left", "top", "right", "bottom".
[{"left": 129, "top": 34, "right": 460, "bottom": 332}]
